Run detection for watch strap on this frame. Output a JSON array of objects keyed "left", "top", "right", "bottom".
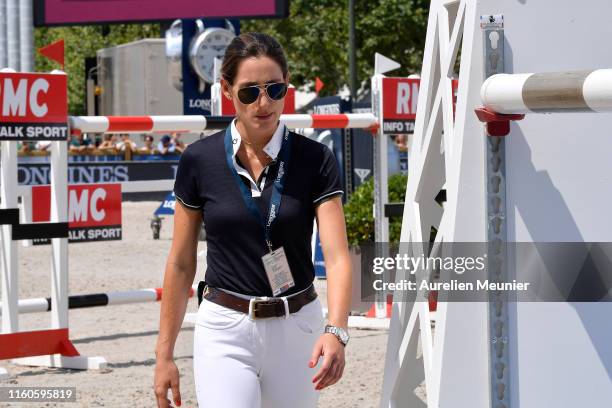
[{"left": 324, "top": 324, "right": 349, "bottom": 346}]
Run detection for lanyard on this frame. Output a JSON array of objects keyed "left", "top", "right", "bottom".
[{"left": 224, "top": 125, "right": 292, "bottom": 252}]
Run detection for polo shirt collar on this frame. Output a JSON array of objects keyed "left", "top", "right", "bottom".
[
  {"left": 229, "top": 119, "right": 286, "bottom": 198},
  {"left": 230, "top": 119, "right": 285, "bottom": 160}
]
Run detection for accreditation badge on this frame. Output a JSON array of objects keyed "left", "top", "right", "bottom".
[{"left": 261, "top": 246, "right": 295, "bottom": 296}]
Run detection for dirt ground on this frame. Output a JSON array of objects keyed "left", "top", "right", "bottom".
[{"left": 0, "top": 201, "right": 389, "bottom": 407}]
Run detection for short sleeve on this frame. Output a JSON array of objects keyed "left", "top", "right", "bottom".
[
  {"left": 312, "top": 145, "right": 344, "bottom": 206},
  {"left": 173, "top": 147, "right": 203, "bottom": 209}
]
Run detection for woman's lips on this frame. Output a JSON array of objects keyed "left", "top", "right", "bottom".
[{"left": 255, "top": 113, "right": 273, "bottom": 120}]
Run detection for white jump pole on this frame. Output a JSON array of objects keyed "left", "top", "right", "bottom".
[
  {"left": 481, "top": 69, "right": 612, "bottom": 114},
  {"left": 68, "top": 113, "right": 378, "bottom": 134}
]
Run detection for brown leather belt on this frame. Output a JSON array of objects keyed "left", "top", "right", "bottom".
[{"left": 200, "top": 283, "right": 317, "bottom": 319}]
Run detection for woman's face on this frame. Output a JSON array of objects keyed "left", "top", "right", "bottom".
[{"left": 222, "top": 56, "right": 288, "bottom": 136}]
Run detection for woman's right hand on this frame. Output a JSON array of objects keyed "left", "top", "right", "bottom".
[{"left": 154, "top": 357, "right": 182, "bottom": 407}]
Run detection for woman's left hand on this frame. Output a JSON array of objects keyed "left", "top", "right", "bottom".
[{"left": 309, "top": 332, "right": 346, "bottom": 390}]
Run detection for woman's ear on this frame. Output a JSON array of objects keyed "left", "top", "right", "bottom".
[
  {"left": 221, "top": 78, "right": 232, "bottom": 100},
  {"left": 285, "top": 72, "right": 291, "bottom": 85}
]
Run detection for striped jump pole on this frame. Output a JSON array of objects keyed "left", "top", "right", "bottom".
[
  {"left": 68, "top": 113, "right": 379, "bottom": 134},
  {"left": 0, "top": 285, "right": 198, "bottom": 315},
  {"left": 480, "top": 69, "right": 612, "bottom": 114}
]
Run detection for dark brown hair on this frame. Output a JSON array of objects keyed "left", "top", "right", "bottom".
[{"left": 221, "top": 32, "right": 288, "bottom": 85}]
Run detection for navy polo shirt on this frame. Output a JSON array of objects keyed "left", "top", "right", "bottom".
[{"left": 173, "top": 125, "right": 344, "bottom": 297}]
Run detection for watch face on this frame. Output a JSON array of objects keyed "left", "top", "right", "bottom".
[{"left": 190, "top": 28, "right": 235, "bottom": 84}]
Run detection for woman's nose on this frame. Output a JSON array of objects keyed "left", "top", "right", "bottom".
[{"left": 257, "top": 90, "right": 271, "bottom": 108}]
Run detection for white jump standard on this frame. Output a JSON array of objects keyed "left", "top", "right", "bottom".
[{"left": 381, "top": 2, "right": 612, "bottom": 408}]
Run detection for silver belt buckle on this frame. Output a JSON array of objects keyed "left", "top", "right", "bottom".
[{"left": 248, "top": 296, "right": 270, "bottom": 319}]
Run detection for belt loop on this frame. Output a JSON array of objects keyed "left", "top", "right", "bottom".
[{"left": 281, "top": 296, "right": 290, "bottom": 319}]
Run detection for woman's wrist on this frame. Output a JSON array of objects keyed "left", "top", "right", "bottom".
[
  {"left": 155, "top": 351, "right": 173, "bottom": 361},
  {"left": 326, "top": 317, "right": 349, "bottom": 330},
  {"left": 155, "top": 344, "right": 174, "bottom": 360}
]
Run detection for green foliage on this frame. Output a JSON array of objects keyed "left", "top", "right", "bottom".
[
  {"left": 344, "top": 173, "right": 407, "bottom": 246},
  {"left": 34, "top": 24, "right": 160, "bottom": 115},
  {"left": 243, "top": 0, "right": 429, "bottom": 96}
]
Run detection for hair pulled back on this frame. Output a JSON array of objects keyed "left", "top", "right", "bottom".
[{"left": 221, "top": 32, "right": 288, "bottom": 85}]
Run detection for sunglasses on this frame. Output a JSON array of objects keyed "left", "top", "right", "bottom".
[{"left": 236, "top": 82, "right": 288, "bottom": 105}]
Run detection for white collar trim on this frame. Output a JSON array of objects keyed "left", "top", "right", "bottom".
[
  {"left": 229, "top": 119, "right": 286, "bottom": 197},
  {"left": 230, "top": 119, "right": 285, "bottom": 160}
]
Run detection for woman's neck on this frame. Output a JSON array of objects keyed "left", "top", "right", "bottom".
[{"left": 235, "top": 118, "right": 274, "bottom": 149}]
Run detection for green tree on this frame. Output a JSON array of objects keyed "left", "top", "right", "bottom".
[
  {"left": 34, "top": 24, "right": 160, "bottom": 115},
  {"left": 243, "top": 0, "right": 429, "bottom": 96},
  {"left": 344, "top": 173, "right": 408, "bottom": 246}
]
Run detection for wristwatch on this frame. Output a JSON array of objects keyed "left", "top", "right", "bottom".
[{"left": 324, "top": 324, "right": 350, "bottom": 346}]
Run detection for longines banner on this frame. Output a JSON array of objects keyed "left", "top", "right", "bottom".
[{"left": 16, "top": 161, "right": 178, "bottom": 185}]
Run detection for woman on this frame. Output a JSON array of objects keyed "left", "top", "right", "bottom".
[
  {"left": 138, "top": 134, "right": 156, "bottom": 154},
  {"left": 154, "top": 32, "right": 352, "bottom": 408}
]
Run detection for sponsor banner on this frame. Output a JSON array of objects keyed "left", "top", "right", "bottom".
[
  {"left": 16, "top": 161, "right": 178, "bottom": 186},
  {"left": 0, "top": 123, "right": 68, "bottom": 140},
  {"left": 31, "top": 183, "right": 122, "bottom": 244},
  {"left": 351, "top": 102, "right": 374, "bottom": 190},
  {"left": 312, "top": 96, "right": 351, "bottom": 200},
  {"left": 34, "top": 0, "right": 288, "bottom": 26},
  {"left": 155, "top": 192, "right": 177, "bottom": 216},
  {"left": 382, "top": 77, "right": 419, "bottom": 134},
  {"left": 0, "top": 72, "right": 68, "bottom": 140},
  {"left": 32, "top": 226, "right": 122, "bottom": 244},
  {"left": 181, "top": 19, "right": 239, "bottom": 116},
  {"left": 382, "top": 77, "right": 459, "bottom": 134},
  {"left": 399, "top": 150, "right": 408, "bottom": 175}
]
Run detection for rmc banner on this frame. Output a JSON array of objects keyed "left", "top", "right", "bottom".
[
  {"left": 31, "top": 183, "right": 122, "bottom": 244},
  {"left": 382, "top": 77, "right": 459, "bottom": 134},
  {"left": 382, "top": 77, "right": 419, "bottom": 134},
  {"left": 0, "top": 71, "right": 68, "bottom": 141}
]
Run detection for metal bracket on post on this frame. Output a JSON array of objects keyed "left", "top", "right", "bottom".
[
  {"left": 482, "top": 14, "right": 511, "bottom": 408},
  {"left": 475, "top": 108, "right": 524, "bottom": 137}
]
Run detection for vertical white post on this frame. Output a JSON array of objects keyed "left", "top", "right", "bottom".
[
  {"left": 18, "top": 0, "right": 33, "bottom": 72},
  {"left": 6, "top": 0, "right": 19, "bottom": 69},
  {"left": 1, "top": 0, "right": 20, "bottom": 336},
  {"left": 18, "top": 189, "right": 32, "bottom": 247},
  {"left": 49, "top": 139, "right": 69, "bottom": 329},
  {"left": 371, "top": 74, "right": 389, "bottom": 318},
  {"left": 0, "top": 141, "right": 18, "bottom": 334},
  {"left": 0, "top": 0, "right": 7, "bottom": 69},
  {"left": 210, "top": 57, "right": 222, "bottom": 116}
]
